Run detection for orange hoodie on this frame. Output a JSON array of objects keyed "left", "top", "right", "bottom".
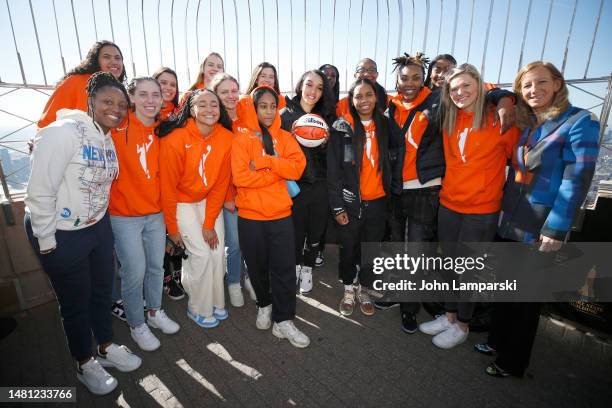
[
  {"left": 38, "top": 74, "right": 92, "bottom": 128},
  {"left": 159, "top": 118, "right": 233, "bottom": 234},
  {"left": 109, "top": 111, "right": 161, "bottom": 216},
  {"left": 440, "top": 110, "right": 519, "bottom": 214},
  {"left": 232, "top": 88, "right": 306, "bottom": 220},
  {"left": 158, "top": 102, "right": 177, "bottom": 121},
  {"left": 389, "top": 87, "right": 433, "bottom": 182}
]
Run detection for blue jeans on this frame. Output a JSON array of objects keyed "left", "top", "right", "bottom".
[
  {"left": 110, "top": 212, "right": 166, "bottom": 327},
  {"left": 223, "top": 208, "right": 243, "bottom": 284}
]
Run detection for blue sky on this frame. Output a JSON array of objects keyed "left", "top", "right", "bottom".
[{"left": 0, "top": 0, "right": 611, "bottom": 137}]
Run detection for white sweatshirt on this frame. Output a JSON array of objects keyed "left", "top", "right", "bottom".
[{"left": 25, "top": 109, "right": 119, "bottom": 251}]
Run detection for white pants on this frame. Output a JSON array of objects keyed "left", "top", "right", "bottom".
[{"left": 177, "top": 199, "right": 225, "bottom": 318}]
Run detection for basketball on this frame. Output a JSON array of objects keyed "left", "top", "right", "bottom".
[{"left": 291, "top": 114, "right": 329, "bottom": 148}]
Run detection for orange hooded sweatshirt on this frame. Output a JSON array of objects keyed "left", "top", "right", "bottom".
[
  {"left": 109, "top": 111, "right": 161, "bottom": 216},
  {"left": 232, "top": 88, "right": 306, "bottom": 221},
  {"left": 389, "top": 87, "right": 433, "bottom": 182},
  {"left": 440, "top": 110, "right": 519, "bottom": 214},
  {"left": 38, "top": 74, "right": 92, "bottom": 128},
  {"left": 159, "top": 118, "right": 233, "bottom": 235},
  {"left": 158, "top": 102, "right": 177, "bottom": 121}
]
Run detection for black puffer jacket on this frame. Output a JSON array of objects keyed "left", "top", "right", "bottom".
[
  {"left": 326, "top": 115, "right": 396, "bottom": 218},
  {"left": 280, "top": 97, "right": 334, "bottom": 184}
]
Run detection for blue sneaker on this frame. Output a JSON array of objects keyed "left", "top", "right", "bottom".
[
  {"left": 187, "top": 309, "right": 219, "bottom": 328},
  {"left": 213, "top": 307, "right": 229, "bottom": 321}
]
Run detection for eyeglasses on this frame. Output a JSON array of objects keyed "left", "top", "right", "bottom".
[{"left": 355, "top": 67, "right": 378, "bottom": 74}]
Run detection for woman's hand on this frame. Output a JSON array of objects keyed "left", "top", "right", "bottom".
[
  {"left": 223, "top": 200, "right": 236, "bottom": 213},
  {"left": 334, "top": 211, "right": 349, "bottom": 226},
  {"left": 167, "top": 233, "right": 185, "bottom": 255},
  {"left": 538, "top": 235, "right": 563, "bottom": 252},
  {"left": 494, "top": 96, "right": 516, "bottom": 134},
  {"left": 203, "top": 228, "right": 219, "bottom": 250}
]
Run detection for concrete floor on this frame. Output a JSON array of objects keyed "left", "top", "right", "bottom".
[{"left": 1, "top": 245, "right": 611, "bottom": 408}]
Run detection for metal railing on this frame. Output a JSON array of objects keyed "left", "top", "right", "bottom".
[{"left": 1, "top": 0, "right": 611, "bottom": 202}]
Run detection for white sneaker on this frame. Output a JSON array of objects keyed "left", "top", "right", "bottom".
[
  {"left": 299, "top": 266, "right": 313, "bottom": 294},
  {"left": 244, "top": 275, "right": 257, "bottom": 302},
  {"left": 130, "top": 323, "right": 161, "bottom": 351},
  {"left": 272, "top": 320, "right": 310, "bottom": 348},
  {"left": 432, "top": 324, "right": 469, "bottom": 349},
  {"left": 419, "top": 314, "right": 453, "bottom": 336},
  {"left": 256, "top": 305, "right": 272, "bottom": 330},
  {"left": 295, "top": 265, "right": 302, "bottom": 286},
  {"left": 97, "top": 343, "right": 142, "bottom": 372},
  {"left": 147, "top": 310, "right": 180, "bottom": 334},
  {"left": 77, "top": 358, "right": 117, "bottom": 395},
  {"left": 228, "top": 283, "right": 245, "bottom": 307}
]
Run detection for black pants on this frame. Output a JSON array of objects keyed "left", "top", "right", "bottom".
[
  {"left": 238, "top": 216, "right": 296, "bottom": 322},
  {"left": 24, "top": 212, "right": 115, "bottom": 362},
  {"left": 337, "top": 197, "right": 387, "bottom": 288},
  {"left": 292, "top": 181, "right": 329, "bottom": 268},
  {"left": 438, "top": 205, "right": 498, "bottom": 323},
  {"left": 488, "top": 302, "right": 541, "bottom": 376},
  {"left": 391, "top": 186, "right": 441, "bottom": 314}
]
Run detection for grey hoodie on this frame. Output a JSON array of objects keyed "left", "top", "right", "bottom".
[{"left": 25, "top": 109, "right": 119, "bottom": 251}]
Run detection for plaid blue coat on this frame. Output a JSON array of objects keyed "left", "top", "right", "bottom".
[{"left": 498, "top": 105, "right": 601, "bottom": 242}]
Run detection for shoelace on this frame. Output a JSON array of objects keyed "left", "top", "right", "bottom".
[
  {"left": 343, "top": 291, "right": 355, "bottom": 304},
  {"left": 357, "top": 290, "right": 371, "bottom": 304}
]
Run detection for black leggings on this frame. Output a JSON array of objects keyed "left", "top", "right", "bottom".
[{"left": 292, "top": 181, "right": 329, "bottom": 268}]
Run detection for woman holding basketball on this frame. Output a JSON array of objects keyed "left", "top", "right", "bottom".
[
  {"left": 232, "top": 86, "right": 309, "bottom": 348},
  {"left": 281, "top": 70, "right": 335, "bottom": 295},
  {"left": 327, "top": 78, "right": 395, "bottom": 317}
]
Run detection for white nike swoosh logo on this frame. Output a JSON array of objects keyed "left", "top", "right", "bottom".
[{"left": 185, "top": 144, "right": 192, "bottom": 149}]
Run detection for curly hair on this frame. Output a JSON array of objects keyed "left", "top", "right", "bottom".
[
  {"left": 64, "top": 41, "right": 126, "bottom": 83},
  {"left": 513, "top": 61, "right": 569, "bottom": 130}
]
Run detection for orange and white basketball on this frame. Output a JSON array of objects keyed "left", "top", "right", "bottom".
[{"left": 291, "top": 114, "right": 329, "bottom": 148}]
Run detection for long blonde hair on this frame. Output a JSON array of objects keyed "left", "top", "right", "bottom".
[
  {"left": 441, "top": 63, "right": 487, "bottom": 136},
  {"left": 513, "top": 61, "right": 569, "bottom": 129},
  {"left": 187, "top": 52, "right": 224, "bottom": 91}
]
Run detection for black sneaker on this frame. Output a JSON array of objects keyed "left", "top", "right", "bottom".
[
  {"left": 374, "top": 301, "right": 399, "bottom": 310},
  {"left": 401, "top": 313, "right": 417, "bottom": 334},
  {"left": 164, "top": 279, "right": 185, "bottom": 300},
  {"left": 111, "top": 300, "right": 127, "bottom": 322}
]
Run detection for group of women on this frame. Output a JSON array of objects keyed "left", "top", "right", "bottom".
[{"left": 24, "top": 38, "right": 600, "bottom": 395}]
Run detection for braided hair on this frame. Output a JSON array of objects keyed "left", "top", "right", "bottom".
[
  {"left": 86, "top": 71, "right": 129, "bottom": 106},
  {"left": 252, "top": 87, "right": 279, "bottom": 156},
  {"left": 347, "top": 78, "right": 389, "bottom": 173},
  {"left": 85, "top": 72, "right": 129, "bottom": 130},
  {"left": 156, "top": 89, "right": 233, "bottom": 137},
  {"left": 64, "top": 41, "right": 126, "bottom": 83},
  {"left": 392, "top": 52, "right": 430, "bottom": 77}
]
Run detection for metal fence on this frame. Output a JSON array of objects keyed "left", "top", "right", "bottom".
[{"left": 1, "top": 0, "right": 611, "bottom": 201}]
